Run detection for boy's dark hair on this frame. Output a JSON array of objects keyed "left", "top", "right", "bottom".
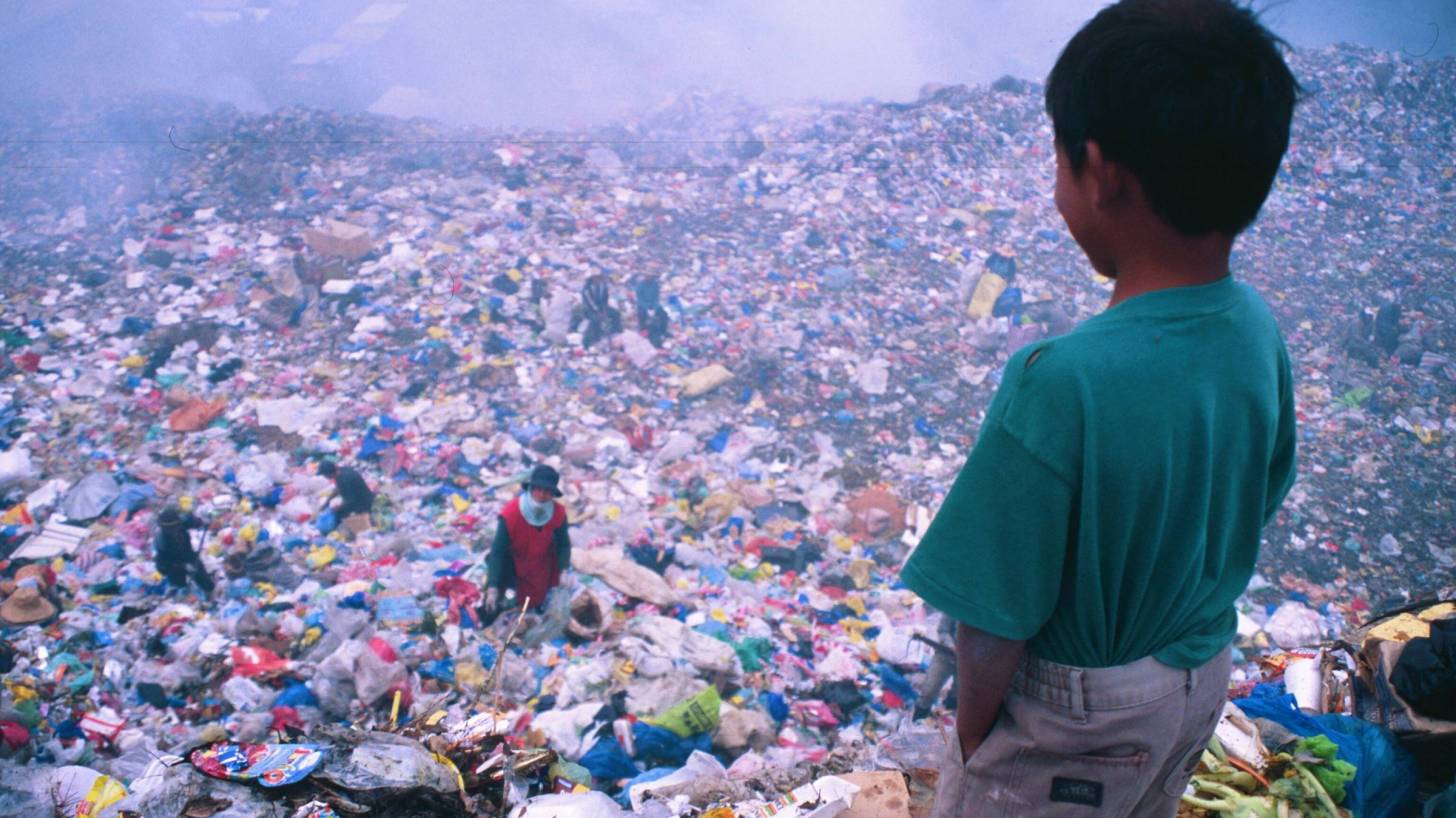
[
  {"left": 1046, "top": 0, "right": 1300, "bottom": 236},
  {"left": 316, "top": 460, "right": 338, "bottom": 478}
]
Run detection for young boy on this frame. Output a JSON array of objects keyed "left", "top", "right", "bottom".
[{"left": 900, "top": 2, "right": 1299, "bottom": 816}]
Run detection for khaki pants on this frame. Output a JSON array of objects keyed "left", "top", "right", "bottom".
[
  {"left": 934, "top": 647, "right": 1231, "bottom": 818},
  {"left": 342, "top": 513, "right": 372, "bottom": 535}
]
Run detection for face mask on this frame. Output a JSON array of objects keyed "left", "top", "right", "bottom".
[{"left": 519, "top": 491, "right": 553, "bottom": 526}]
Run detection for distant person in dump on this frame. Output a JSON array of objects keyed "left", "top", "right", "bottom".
[
  {"left": 900, "top": 2, "right": 1299, "bottom": 816},
  {"left": 576, "top": 272, "right": 622, "bottom": 348},
  {"left": 632, "top": 273, "right": 671, "bottom": 348},
  {"left": 154, "top": 504, "right": 215, "bottom": 595},
  {"left": 482, "top": 465, "right": 572, "bottom": 616},
  {"left": 317, "top": 460, "right": 374, "bottom": 518}
]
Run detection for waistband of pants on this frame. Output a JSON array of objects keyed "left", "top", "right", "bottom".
[{"left": 1010, "top": 652, "right": 1196, "bottom": 715}]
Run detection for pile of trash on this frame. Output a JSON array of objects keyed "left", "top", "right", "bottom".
[{"left": 0, "top": 42, "right": 1452, "bottom": 816}]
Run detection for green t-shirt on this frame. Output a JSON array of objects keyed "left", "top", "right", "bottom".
[{"left": 902, "top": 276, "right": 1296, "bottom": 669}]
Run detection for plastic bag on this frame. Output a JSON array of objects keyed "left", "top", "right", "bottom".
[
  {"left": 745, "top": 775, "right": 859, "bottom": 818},
  {"left": 631, "top": 722, "right": 710, "bottom": 768},
  {"left": 320, "top": 742, "right": 456, "bottom": 795},
  {"left": 59, "top": 472, "right": 121, "bottom": 521},
  {"left": 1234, "top": 687, "right": 1418, "bottom": 818},
  {"left": 521, "top": 586, "right": 572, "bottom": 647},
  {"left": 648, "top": 686, "right": 721, "bottom": 738},
  {"left": 627, "top": 616, "right": 737, "bottom": 675},
  {"left": 315, "top": 509, "right": 338, "bottom": 534},
  {"left": 0, "top": 447, "right": 36, "bottom": 487},
  {"left": 530, "top": 703, "right": 603, "bottom": 761},
  {"left": 578, "top": 737, "right": 639, "bottom": 782},
  {"left": 681, "top": 364, "right": 733, "bottom": 397},
  {"left": 512, "top": 791, "right": 625, "bottom": 818},
  {"left": 1311, "top": 714, "right": 1418, "bottom": 818},
  {"left": 967, "top": 272, "right": 1007, "bottom": 319},
  {"left": 222, "top": 677, "right": 276, "bottom": 711},
  {"left": 573, "top": 549, "right": 678, "bottom": 607},
  {"left": 41, "top": 766, "right": 128, "bottom": 817},
  {"left": 628, "top": 750, "right": 726, "bottom": 811}
]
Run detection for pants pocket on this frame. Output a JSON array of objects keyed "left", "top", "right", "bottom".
[
  {"left": 1006, "top": 748, "right": 1150, "bottom": 816},
  {"left": 1161, "top": 704, "right": 1223, "bottom": 798},
  {"left": 931, "top": 730, "right": 1018, "bottom": 818}
]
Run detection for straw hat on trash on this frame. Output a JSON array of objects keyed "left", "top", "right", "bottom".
[{"left": 0, "top": 586, "right": 58, "bottom": 627}]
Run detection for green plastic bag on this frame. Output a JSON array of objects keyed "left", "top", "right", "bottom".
[
  {"left": 649, "top": 686, "right": 721, "bottom": 738},
  {"left": 734, "top": 638, "right": 775, "bottom": 672}
]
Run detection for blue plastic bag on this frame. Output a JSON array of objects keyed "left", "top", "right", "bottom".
[
  {"left": 418, "top": 658, "right": 455, "bottom": 683},
  {"left": 315, "top": 509, "right": 338, "bottom": 534},
  {"left": 760, "top": 691, "right": 789, "bottom": 722},
  {"left": 1235, "top": 686, "right": 1417, "bottom": 818},
  {"left": 992, "top": 286, "right": 1023, "bottom": 318},
  {"left": 874, "top": 662, "right": 918, "bottom": 702},
  {"left": 579, "top": 737, "right": 640, "bottom": 782},
  {"left": 273, "top": 682, "right": 319, "bottom": 709},
  {"left": 478, "top": 642, "right": 498, "bottom": 671},
  {"left": 1311, "top": 714, "right": 1418, "bottom": 818},
  {"left": 631, "top": 722, "right": 709, "bottom": 767}
]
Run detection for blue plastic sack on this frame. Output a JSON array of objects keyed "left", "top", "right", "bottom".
[
  {"left": 359, "top": 429, "right": 391, "bottom": 459},
  {"left": 273, "top": 682, "right": 319, "bottom": 709},
  {"left": 107, "top": 481, "right": 156, "bottom": 514},
  {"left": 992, "top": 286, "right": 1023, "bottom": 318},
  {"left": 418, "top": 658, "right": 455, "bottom": 683},
  {"left": 579, "top": 737, "right": 640, "bottom": 782},
  {"left": 478, "top": 643, "right": 498, "bottom": 670},
  {"left": 631, "top": 722, "right": 709, "bottom": 767},
  {"left": 760, "top": 691, "right": 789, "bottom": 722},
  {"left": 874, "top": 662, "right": 918, "bottom": 702},
  {"left": 1311, "top": 714, "right": 1418, "bottom": 818},
  {"left": 986, "top": 252, "right": 1017, "bottom": 279},
  {"left": 1235, "top": 686, "right": 1418, "bottom": 818},
  {"left": 315, "top": 509, "right": 338, "bottom": 534}
]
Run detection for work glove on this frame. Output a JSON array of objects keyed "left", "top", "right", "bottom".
[{"left": 483, "top": 587, "right": 500, "bottom": 614}]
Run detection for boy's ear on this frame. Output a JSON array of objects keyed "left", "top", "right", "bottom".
[{"left": 1083, "top": 140, "right": 1130, "bottom": 208}]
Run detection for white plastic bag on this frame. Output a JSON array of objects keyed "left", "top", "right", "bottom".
[
  {"left": 0, "top": 447, "right": 36, "bottom": 487},
  {"left": 512, "top": 791, "right": 625, "bottom": 818}
]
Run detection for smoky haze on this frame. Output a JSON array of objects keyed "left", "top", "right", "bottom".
[{"left": 1, "top": 0, "right": 1452, "bottom": 129}]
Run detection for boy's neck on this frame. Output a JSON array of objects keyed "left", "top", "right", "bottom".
[{"left": 1105, "top": 224, "right": 1234, "bottom": 308}]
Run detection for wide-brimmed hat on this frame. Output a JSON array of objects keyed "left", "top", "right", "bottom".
[
  {"left": 158, "top": 506, "right": 184, "bottom": 527},
  {"left": 523, "top": 465, "right": 563, "bottom": 498},
  {"left": 0, "top": 587, "right": 58, "bottom": 627}
]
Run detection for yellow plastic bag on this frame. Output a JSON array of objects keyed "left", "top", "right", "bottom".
[
  {"left": 307, "top": 545, "right": 337, "bottom": 569},
  {"left": 967, "top": 272, "right": 1007, "bottom": 319},
  {"left": 682, "top": 365, "right": 734, "bottom": 397}
]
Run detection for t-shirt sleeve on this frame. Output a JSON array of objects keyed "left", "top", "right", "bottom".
[
  {"left": 554, "top": 521, "right": 572, "bottom": 569},
  {"left": 487, "top": 517, "right": 513, "bottom": 590},
  {"left": 901, "top": 345, "right": 1079, "bottom": 641},
  {"left": 1264, "top": 342, "right": 1297, "bottom": 523}
]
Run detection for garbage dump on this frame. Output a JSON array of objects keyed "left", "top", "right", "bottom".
[{"left": 0, "top": 41, "right": 1453, "bottom": 817}]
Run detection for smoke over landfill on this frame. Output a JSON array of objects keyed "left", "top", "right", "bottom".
[
  {"left": 1, "top": 1, "right": 1455, "bottom": 816},
  {"left": 1, "top": 1, "right": 1453, "bottom": 127}
]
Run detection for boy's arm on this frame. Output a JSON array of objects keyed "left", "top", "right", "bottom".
[{"left": 955, "top": 624, "right": 1025, "bottom": 758}]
